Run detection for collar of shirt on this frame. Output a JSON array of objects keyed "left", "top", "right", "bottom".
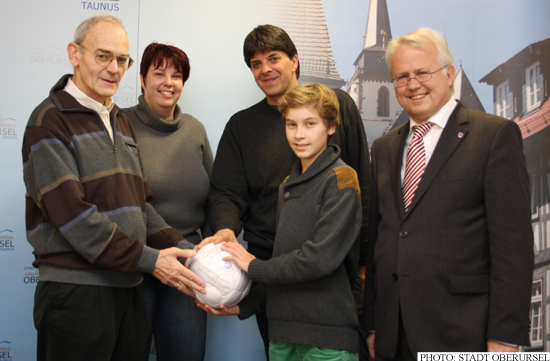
[
  {"left": 64, "top": 77, "right": 115, "bottom": 141},
  {"left": 401, "top": 97, "right": 458, "bottom": 185}
]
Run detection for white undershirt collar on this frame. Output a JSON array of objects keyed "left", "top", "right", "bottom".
[{"left": 64, "top": 77, "right": 115, "bottom": 141}]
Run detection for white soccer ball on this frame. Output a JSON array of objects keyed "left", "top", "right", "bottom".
[{"left": 186, "top": 243, "right": 252, "bottom": 308}]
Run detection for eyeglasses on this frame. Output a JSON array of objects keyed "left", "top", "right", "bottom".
[
  {"left": 392, "top": 66, "right": 447, "bottom": 87},
  {"left": 77, "top": 43, "right": 134, "bottom": 70}
]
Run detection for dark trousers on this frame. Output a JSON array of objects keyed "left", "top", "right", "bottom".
[
  {"left": 34, "top": 281, "right": 147, "bottom": 361},
  {"left": 353, "top": 274, "right": 370, "bottom": 361},
  {"left": 375, "top": 313, "right": 415, "bottom": 361},
  {"left": 248, "top": 246, "right": 272, "bottom": 360}
]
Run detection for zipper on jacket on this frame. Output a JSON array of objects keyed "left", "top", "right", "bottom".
[{"left": 63, "top": 107, "right": 119, "bottom": 157}]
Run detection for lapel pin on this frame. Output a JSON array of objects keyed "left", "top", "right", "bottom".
[{"left": 457, "top": 132, "right": 464, "bottom": 139}]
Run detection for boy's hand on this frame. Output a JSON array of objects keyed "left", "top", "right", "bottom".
[
  {"left": 221, "top": 242, "right": 255, "bottom": 272},
  {"left": 195, "top": 300, "right": 240, "bottom": 316}
]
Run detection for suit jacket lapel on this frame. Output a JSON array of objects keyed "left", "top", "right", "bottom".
[
  {"left": 390, "top": 123, "right": 409, "bottom": 220},
  {"left": 404, "top": 103, "right": 469, "bottom": 217}
]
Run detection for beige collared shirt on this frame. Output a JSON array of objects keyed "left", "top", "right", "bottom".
[{"left": 64, "top": 77, "right": 115, "bottom": 141}]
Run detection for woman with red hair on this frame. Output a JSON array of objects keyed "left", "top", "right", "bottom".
[{"left": 126, "top": 43, "right": 212, "bottom": 361}]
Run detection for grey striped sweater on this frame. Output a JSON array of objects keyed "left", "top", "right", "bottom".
[{"left": 22, "top": 74, "right": 191, "bottom": 287}]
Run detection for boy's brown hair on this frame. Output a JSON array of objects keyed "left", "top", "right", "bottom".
[{"left": 278, "top": 83, "right": 340, "bottom": 133}]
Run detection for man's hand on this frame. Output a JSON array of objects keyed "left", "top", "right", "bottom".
[
  {"left": 152, "top": 247, "right": 206, "bottom": 297},
  {"left": 195, "top": 300, "right": 240, "bottom": 316},
  {"left": 221, "top": 242, "right": 255, "bottom": 273},
  {"left": 197, "top": 228, "right": 238, "bottom": 250},
  {"left": 367, "top": 332, "right": 375, "bottom": 359},
  {"left": 487, "top": 340, "right": 519, "bottom": 352}
]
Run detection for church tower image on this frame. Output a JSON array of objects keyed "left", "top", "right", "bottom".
[
  {"left": 261, "top": 0, "right": 346, "bottom": 89},
  {"left": 347, "top": 0, "right": 401, "bottom": 143}
]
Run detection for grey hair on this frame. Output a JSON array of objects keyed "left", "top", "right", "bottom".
[
  {"left": 73, "top": 14, "right": 126, "bottom": 44},
  {"left": 386, "top": 28, "right": 453, "bottom": 77}
]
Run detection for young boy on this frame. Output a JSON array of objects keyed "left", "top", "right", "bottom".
[{"left": 222, "top": 83, "right": 362, "bottom": 361}]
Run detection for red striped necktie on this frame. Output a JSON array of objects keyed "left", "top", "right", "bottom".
[{"left": 402, "top": 122, "right": 434, "bottom": 212}]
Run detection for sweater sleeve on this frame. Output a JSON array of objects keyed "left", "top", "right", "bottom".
[
  {"left": 236, "top": 282, "right": 267, "bottom": 320},
  {"left": 247, "top": 178, "right": 361, "bottom": 286},
  {"left": 207, "top": 117, "right": 250, "bottom": 236},
  {"left": 333, "top": 89, "right": 371, "bottom": 265}
]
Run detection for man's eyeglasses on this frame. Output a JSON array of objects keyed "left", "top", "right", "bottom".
[
  {"left": 392, "top": 66, "right": 447, "bottom": 87},
  {"left": 77, "top": 43, "right": 134, "bottom": 70}
]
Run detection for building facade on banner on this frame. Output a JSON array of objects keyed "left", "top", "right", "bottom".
[
  {"left": 262, "top": 0, "right": 346, "bottom": 89},
  {"left": 346, "top": 0, "right": 401, "bottom": 143},
  {"left": 350, "top": 0, "right": 486, "bottom": 141},
  {"left": 261, "top": 0, "right": 398, "bottom": 144},
  {"left": 480, "top": 38, "right": 550, "bottom": 351}
]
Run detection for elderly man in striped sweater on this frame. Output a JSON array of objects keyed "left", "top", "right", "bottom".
[{"left": 22, "top": 14, "right": 204, "bottom": 361}]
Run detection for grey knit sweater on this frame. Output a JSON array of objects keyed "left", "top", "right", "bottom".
[
  {"left": 247, "top": 145, "right": 362, "bottom": 352},
  {"left": 125, "top": 96, "right": 213, "bottom": 245}
]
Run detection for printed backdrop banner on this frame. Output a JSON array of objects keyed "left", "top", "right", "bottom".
[{"left": 1, "top": 0, "right": 549, "bottom": 360}]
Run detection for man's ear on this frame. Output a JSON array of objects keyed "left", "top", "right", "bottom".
[
  {"left": 291, "top": 54, "right": 299, "bottom": 73},
  {"left": 446, "top": 64, "right": 456, "bottom": 87},
  {"left": 68, "top": 42, "right": 81, "bottom": 68}
]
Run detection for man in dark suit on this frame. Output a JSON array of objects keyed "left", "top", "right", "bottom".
[{"left": 364, "top": 28, "right": 534, "bottom": 360}]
